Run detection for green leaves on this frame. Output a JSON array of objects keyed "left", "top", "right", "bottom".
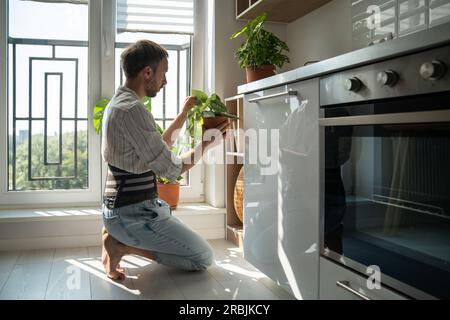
[
  {"left": 187, "top": 89, "right": 239, "bottom": 140},
  {"left": 93, "top": 98, "right": 110, "bottom": 134},
  {"left": 230, "top": 24, "right": 248, "bottom": 39},
  {"left": 230, "top": 12, "right": 290, "bottom": 69},
  {"left": 142, "top": 96, "right": 152, "bottom": 113},
  {"left": 157, "top": 175, "right": 183, "bottom": 184},
  {"left": 230, "top": 12, "right": 267, "bottom": 39},
  {"left": 192, "top": 89, "right": 208, "bottom": 104}
]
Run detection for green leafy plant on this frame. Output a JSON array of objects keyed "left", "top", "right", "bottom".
[
  {"left": 230, "top": 12, "right": 290, "bottom": 69},
  {"left": 187, "top": 89, "right": 239, "bottom": 140},
  {"left": 157, "top": 176, "right": 183, "bottom": 184}
]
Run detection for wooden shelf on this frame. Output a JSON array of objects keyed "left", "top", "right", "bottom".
[
  {"left": 225, "top": 94, "right": 244, "bottom": 102},
  {"left": 224, "top": 95, "right": 245, "bottom": 248},
  {"left": 226, "top": 224, "right": 244, "bottom": 249},
  {"left": 226, "top": 152, "right": 244, "bottom": 158},
  {"left": 236, "top": 0, "right": 332, "bottom": 23}
]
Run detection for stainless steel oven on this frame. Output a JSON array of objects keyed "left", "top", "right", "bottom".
[{"left": 319, "top": 43, "right": 450, "bottom": 299}]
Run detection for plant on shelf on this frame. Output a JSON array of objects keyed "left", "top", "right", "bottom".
[
  {"left": 92, "top": 96, "right": 183, "bottom": 209},
  {"left": 230, "top": 12, "right": 290, "bottom": 83},
  {"left": 187, "top": 89, "right": 239, "bottom": 141}
]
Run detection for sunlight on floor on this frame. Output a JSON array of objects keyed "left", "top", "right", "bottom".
[
  {"left": 215, "top": 263, "right": 266, "bottom": 279},
  {"left": 66, "top": 258, "right": 140, "bottom": 295},
  {"left": 59, "top": 242, "right": 265, "bottom": 298},
  {"left": 0, "top": 240, "right": 289, "bottom": 300},
  {"left": 34, "top": 209, "right": 101, "bottom": 217}
]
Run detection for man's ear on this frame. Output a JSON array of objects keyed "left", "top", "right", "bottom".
[{"left": 143, "top": 65, "right": 153, "bottom": 79}]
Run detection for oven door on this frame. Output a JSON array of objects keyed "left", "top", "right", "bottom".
[{"left": 319, "top": 96, "right": 450, "bottom": 299}]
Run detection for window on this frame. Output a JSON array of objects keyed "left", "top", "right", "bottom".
[
  {"left": 113, "top": 0, "right": 203, "bottom": 200},
  {"left": 8, "top": 0, "right": 89, "bottom": 191},
  {"left": 1, "top": 0, "right": 101, "bottom": 206},
  {"left": 0, "top": 0, "right": 205, "bottom": 206},
  {"left": 114, "top": 34, "right": 191, "bottom": 133}
]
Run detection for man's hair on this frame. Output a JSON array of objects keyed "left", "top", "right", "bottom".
[{"left": 120, "top": 40, "right": 168, "bottom": 79}]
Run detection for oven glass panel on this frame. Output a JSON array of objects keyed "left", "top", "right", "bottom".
[{"left": 324, "top": 121, "right": 450, "bottom": 299}]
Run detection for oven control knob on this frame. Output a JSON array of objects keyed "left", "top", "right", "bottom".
[
  {"left": 377, "top": 70, "right": 399, "bottom": 86},
  {"left": 345, "top": 77, "right": 362, "bottom": 92},
  {"left": 420, "top": 60, "right": 447, "bottom": 80}
]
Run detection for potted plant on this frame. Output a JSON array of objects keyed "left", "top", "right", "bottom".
[
  {"left": 230, "top": 12, "right": 290, "bottom": 83},
  {"left": 156, "top": 176, "right": 182, "bottom": 210},
  {"left": 154, "top": 142, "right": 186, "bottom": 210},
  {"left": 93, "top": 96, "right": 182, "bottom": 209},
  {"left": 187, "top": 89, "right": 239, "bottom": 141}
]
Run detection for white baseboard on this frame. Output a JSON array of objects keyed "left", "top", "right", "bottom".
[{"left": 0, "top": 203, "right": 226, "bottom": 251}]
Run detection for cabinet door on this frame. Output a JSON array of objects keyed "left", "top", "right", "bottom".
[
  {"left": 243, "top": 78, "right": 320, "bottom": 300},
  {"left": 319, "top": 257, "right": 408, "bottom": 300}
]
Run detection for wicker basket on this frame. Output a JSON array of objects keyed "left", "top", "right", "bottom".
[{"left": 233, "top": 167, "right": 244, "bottom": 223}]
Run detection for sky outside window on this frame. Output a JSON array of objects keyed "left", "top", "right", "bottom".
[{"left": 8, "top": 0, "right": 89, "bottom": 190}]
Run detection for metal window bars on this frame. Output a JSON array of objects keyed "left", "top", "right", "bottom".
[{"left": 7, "top": 37, "right": 191, "bottom": 191}]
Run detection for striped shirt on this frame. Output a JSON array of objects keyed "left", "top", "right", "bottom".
[{"left": 101, "top": 86, "right": 182, "bottom": 182}]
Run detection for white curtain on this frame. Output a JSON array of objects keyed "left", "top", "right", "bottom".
[{"left": 116, "top": 0, "right": 194, "bottom": 35}]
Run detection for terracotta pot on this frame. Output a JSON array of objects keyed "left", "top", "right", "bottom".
[
  {"left": 157, "top": 182, "right": 180, "bottom": 210},
  {"left": 245, "top": 65, "right": 276, "bottom": 83},
  {"left": 203, "top": 116, "right": 229, "bottom": 130}
]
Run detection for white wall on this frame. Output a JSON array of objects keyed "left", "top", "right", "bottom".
[
  {"left": 204, "top": 0, "right": 287, "bottom": 207},
  {"left": 286, "top": 0, "right": 352, "bottom": 69},
  {"left": 213, "top": 0, "right": 288, "bottom": 98},
  {"left": 212, "top": 0, "right": 352, "bottom": 85}
]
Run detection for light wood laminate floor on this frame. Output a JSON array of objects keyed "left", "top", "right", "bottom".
[{"left": 0, "top": 239, "right": 295, "bottom": 300}]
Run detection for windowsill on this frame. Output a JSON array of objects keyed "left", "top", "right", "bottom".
[
  {"left": 0, "top": 203, "right": 225, "bottom": 222},
  {"left": 174, "top": 203, "right": 225, "bottom": 216},
  {"left": 0, "top": 207, "right": 102, "bottom": 222}
]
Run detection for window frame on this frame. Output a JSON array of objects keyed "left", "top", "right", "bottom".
[
  {"left": 0, "top": 0, "right": 205, "bottom": 208},
  {"left": 0, "top": 0, "right": 102, "bottom": 208}
]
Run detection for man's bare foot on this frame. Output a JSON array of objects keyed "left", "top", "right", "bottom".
[{"left": 102, "top": 230, "right": 126, "bottom": 280}]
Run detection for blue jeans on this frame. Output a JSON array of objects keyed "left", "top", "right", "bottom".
[{"left": 102, "top": 199, "right": 214, "bottom": 271}]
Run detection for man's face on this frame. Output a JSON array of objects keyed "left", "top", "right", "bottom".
[{"left": 145, "top": 58, "right": 168, "bottom": 98}]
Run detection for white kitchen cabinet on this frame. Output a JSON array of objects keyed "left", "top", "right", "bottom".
[
  {"left": 319, "top": 257, "right": 408, "bottom": 300},
  {"left": 243, "top": 78, "right": 320, "bottom": 300}
]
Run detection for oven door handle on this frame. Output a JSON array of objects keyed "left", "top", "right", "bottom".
[
  {"left": 248, "top": 90, "right": 298, "bottom": 103},
  {"left": 319, "top": 110, "right": 450, "bottom": 126},
  {"left": 336, "top": 281, "right": 371, "bottom": 300}
]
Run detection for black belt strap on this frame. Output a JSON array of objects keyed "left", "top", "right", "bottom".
[{"left": 103, "top": 165, "right": 158, "bottom": 209}]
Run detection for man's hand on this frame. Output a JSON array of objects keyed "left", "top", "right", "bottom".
[
  {"left": 164, "top": 96, "right": 199, "bottom": 147},
  {"left": 181, "top": 96, "right": 199, "bottom": 115},
  {"left": 180, "top": 120, "right": 231, "bottom": 175},
  {"left": 202, "top": 120, "right": 231, "bottom": 149}
]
